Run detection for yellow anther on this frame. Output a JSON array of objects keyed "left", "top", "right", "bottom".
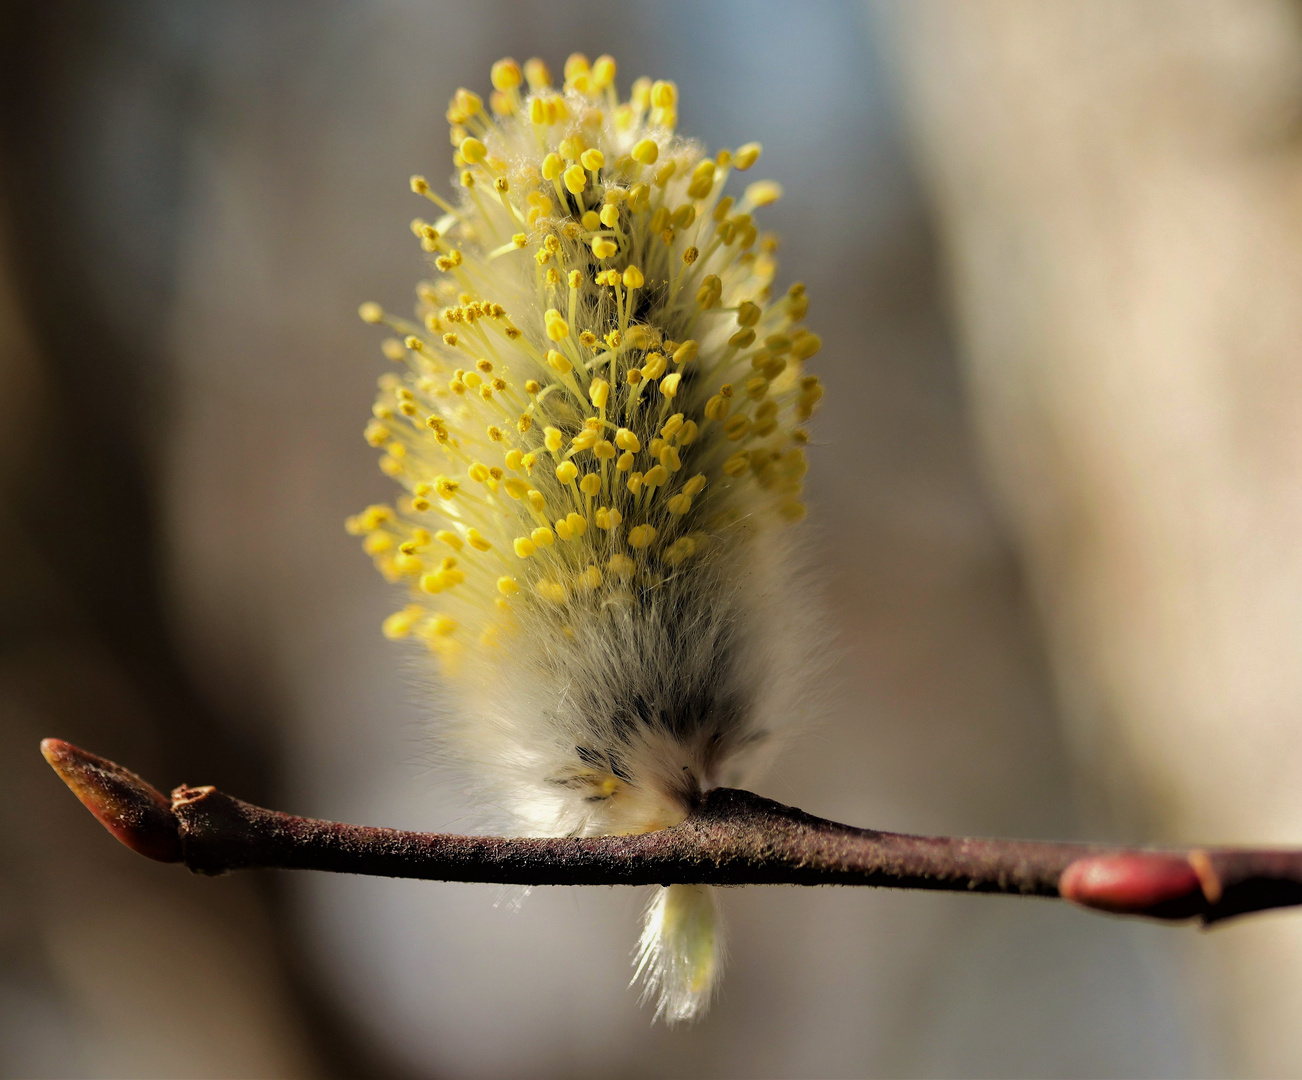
[
  {"left": 546, "top": 349, "right": 572, "bottom": 375},
  {"left": 644, "top": 464, "right": 669, "bottom": 487},
  {"left": 358, "top": 301, "right": 383, "bottom": 323},
  {"left": 451, "top": 88, "right": 483, "bottom": 119},
  {"left": 564, "top": 52, "right": 590, "bottom": 82},
  {"left": 395, "top": 550, "right": 423, "bottom": 575},
  {"left": 433, "top": 477, "right": 459, "bottom": 499},
  {"left": 535, "top": 579, "right": 568, "bottom": 603},
  {"left": 779, "top": 502, "right": 806, "bottom": 522},
  {"left": 504, "top": 477, "right": 530, "bottom": 499},
  {"left": 682, "top": 246, "right": 699, "bottom": 265},
  {"left": 677, "top": 420, "right": 698, "bottom": 445},
  {"left": 722, "top": 451, "right": 749, "bottom": 477},
  {"left": 589, "top": 378, "right": 610, "bottom": 409},
  {"left": 745, "top": 180, "right": 783, "bottom": 207},
  {"left": 579, "top": 473, "right": 601, "bottom": 497},
  {"left": 554, "top": 517, "right": 573, "bottom": 541},
  {"left": 631, "top": 138, "right": 659, "bottom": 165},
  {"left": 556, "top": 460, "right": 579, "bottom": 484},
  {"left": 616, "top": 451, "right": 635, "bottom": 471},
  {"left": 579, "top": 210, "right": 600, "bottom": 231},
  {"left": 579, "top": 565, "right": 603, "bottom": 589},
  {"left": 736, "top": 301, "right": 762, "bottom": 328},
  {"left": 382, "top": 606, "right": 423, "bottom": 640},
  {"left": 571, "top": 428, "right": 599, "bottom": 451},
  {"left": 712, "top": 196, "right": 735, "bottom": 223},
  {"left": 650, "top": 80, "right": 677, "bottom": 108},
  {"left": 629, "top": 76, "right": 652, "bottom": 108},
  {"left": 593, "top": 439, "right": 616, "bottom": 460},
  {"left": 543, "top": 427, "right": 564, "bottom": 453},
  {"left": 661, "top": 414, "right": 684, "bottom": 439},
  {"left": 598, "top": 203, "right": 620, "bottom": 228},
  {"left": 380, "top": 338, "right": 406, "bottom": 361},
  {"left": 687, "top": 159, "right": 716, "bottom": 199},
  {"left": 497, "top": 575, "right": 520, "bottom": 596},
  {"left": 667, "top": 493, "right": 691, "bottom": 515},
  {"left": 460, "top": 170, "right": 475, "bottom": 188},
  {"left": 682, "top": 474, "right": 707, "bottom": 497},
  {"left": 364, "top": 421, "right": 389, "bottom": 447},
  {"left": 696, "top": 275, "right": 722, "bottom": 307},
  {"left": 542, "top": 152, "right": 563, "bottom": 180},
  {"left": 728, "top": 328, "right": 756, "bottom": 348},
  {"left": 491, "top": 57, "right": 522, "bottom": 91},
  {"left": 460, "top": 137, "right": 487, "bottom": 164},
  {"left": 469, "top": 462, "right": 490, "bottom": 482},
  {"left": 663, "top": 537, "right": 697, "bottom": 565},
  {"left": 791, "top": 332, "right": 822, "bottom": 360},
  {"left": 527, "top": 489, "right": 546, "bottom": 513},
  {"left": 724, "top": 415, "right": 751, "bottom": 440},
  {"left": 628, "top": 523, "right": 657, "bottom": 549},
  {"left": 660, "top": 372, "right": 681, "bottom": 398},
  {"left": 746, "top": 376, "right": 769, "bottom": 400},
  {"left": 580, "top": 148, "right": 605, "bottom": 171},
  {"left": 608, "top": 553, "right": 635, "bottom": 578},
  {"left": 524, "top": 379, "right": 541, "bottom": 395},
  {"left": 410, "top": 175, "right": 430, "bottom": 194},
  {"left": 563, "top": 164, "right": 587, "bottom": 194},
  {"left": 735, "top": 142, "right": 761, "bottom": 170},
  {"left": 654, "top": 162, "right": 677, "bottom": 187},
  {"left": 661, "top": 446, "right": 683, "bottom": 473},
  {"left": 362, "top": 532, "right": 393, "bottom": 555},
  {"left": 544, "top": 309, "right": 570, "bottom": 341},
  {"left": 613, "top": 428, "right": 639, "bottom": 452},
  {"left": 529, "top": 97, "right": 548, "bottom": 125},
  {"left": 514, "top": 537, "right": 537, "bottom": 558},
  {"left": 435, "top": 529, "right": 463, "bottom": 551},
  {"left": 467, "top": 529, "right": 492, "bottom": 552},
  {"left": 641, "top": 352, "right": 667, "bottom": 380},
  {"left": 531, "top": 526, "right": 556, "bottom": 547},
  {"left": 622, "top": 265, "right": 644, "bottom": 289},
  {"left": 419, "top": 573, "right": 442, "bottom": 595},
  {"left": 591, "top": 237, "right": 617, "bottom": 258},
  {"left": 627, "top": 182, "right": 650, "bottom": 211},
  {"left": 595, "top": 506, "right": 623, "bottom": 529},
  {"left": 524, "top": 57, "right": 552, "bottom": 89},
  {"left": 704, "top": 394, "right": 730, "bottom": 421}
]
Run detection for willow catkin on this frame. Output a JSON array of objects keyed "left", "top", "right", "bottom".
[{"left": 349, "top": 52, "right": 824, "bottom": 1023}]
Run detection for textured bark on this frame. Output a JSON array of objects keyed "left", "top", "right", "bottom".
[{"left": 42, "top": 738, "right": 1302, "bottom": 924}]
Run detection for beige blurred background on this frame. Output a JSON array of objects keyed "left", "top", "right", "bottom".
[{"left": 1, "top": 0, "right": 1298, "bottom": 1075}]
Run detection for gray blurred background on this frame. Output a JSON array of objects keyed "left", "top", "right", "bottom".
[{"left": 2, "top": 1, "right": 1300, "bottom": 1076}]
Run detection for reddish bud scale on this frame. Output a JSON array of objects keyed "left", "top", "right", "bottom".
[{"left": 1058, "top": 853, "right": 1203, "bottom": 914}]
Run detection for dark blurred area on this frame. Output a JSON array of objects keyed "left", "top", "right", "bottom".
[{"left": 1, "top": 1, "right": 1299, "bottom": 1076}]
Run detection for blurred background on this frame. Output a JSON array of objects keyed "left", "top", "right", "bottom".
[{"left": 2, "top": 0, "right": 1300, "bottom": 1075}]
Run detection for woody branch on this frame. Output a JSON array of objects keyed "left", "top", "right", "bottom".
[{"left": 40, "top": 738, "right": 1302, "bottom": 925}]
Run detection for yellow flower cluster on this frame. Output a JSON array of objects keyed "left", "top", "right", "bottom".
[{"left": 349, "top": 53, "right": 822, "bottom": 667}]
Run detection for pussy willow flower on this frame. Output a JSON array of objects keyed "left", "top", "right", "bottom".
[{"left": 350, "top": 53, "right": 822, "bottom": 1023}]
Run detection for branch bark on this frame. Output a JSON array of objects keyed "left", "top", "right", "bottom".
[{"left": 40, "top": 738, "right": 1302, "bottom": 925}]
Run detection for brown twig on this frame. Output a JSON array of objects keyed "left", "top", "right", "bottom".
[{"left": 40, "top": 738, "right": 1302, "bottom": 925}]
